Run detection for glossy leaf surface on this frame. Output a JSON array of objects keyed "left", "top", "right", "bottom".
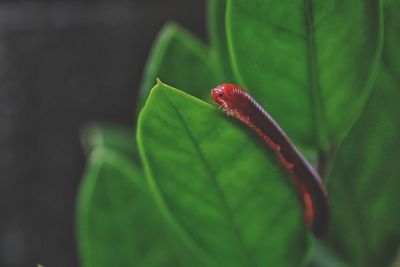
[
  {"left": 326, "top": 69, "right": 400, "bottom": 267},
  {"left": 226, "top": 0, "right": 382, "bottom": 149},
  {"left": 137, "top": 82, "right": 311, "bottom": 267}
]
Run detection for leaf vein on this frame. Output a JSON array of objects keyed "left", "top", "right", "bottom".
[
  {"left": 165, "top": 94, "right": 255, "bottom": 266},
  {"left": 304, "top": 0, "right": 328, "bottom": 149}
]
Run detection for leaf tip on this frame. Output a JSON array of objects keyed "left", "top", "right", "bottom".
[{"left": 156, "top": 77, "right": 163, "bottom": 85}]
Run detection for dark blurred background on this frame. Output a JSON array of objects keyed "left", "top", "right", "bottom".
[{"left": 0, "top": 1, "right": 206, "bottom": 266}]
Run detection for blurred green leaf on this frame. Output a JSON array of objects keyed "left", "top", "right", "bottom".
[
  {"left": 311, "top": 242, "right": 349, "bottom": 267},
  {"left": 138, "top": 23, "right": 220, "bottom": 111},
  {"left": 207, "top": 0, "right": 236, "bottom": 82},
  {"left": 383, "top": 0, "right": 400, "bottom": 79},
  {"left": 226, "top": 0, "right": 383, "bottom": 149},
  {"left": 77, "top": 148, "right": 187, "bottom": 267},
  {"left": 137, "top": 81, "right": 311, "bottom": 267},
  {"left": 389, "top": 252, "right": 400, "bottom": 267},
  {"left": 325, "top": 68, "right": 400, "bottom": 267},
  {"left": 81, "top": 123, "right": 137, "bottom": 161}
]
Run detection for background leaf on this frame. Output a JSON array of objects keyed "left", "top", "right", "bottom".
[
  {"left": 383, "top": 0, "right": 400, "bottom": 79},
  {"left": 81, "top": 123, "right": 137, "bottom": 160},
  {"left": 324, "top": 68, "right": 400, "bottom": 267},
  {"left": 323, "top": 3, "right": 400, "bottom": 266},
  {"left": 77, "top": 148, "right": 189, "bottom": 267},
  {"left": 311, "top": 242, "right": 349, "bottom": 267},
  {"left": 226, "top": 0, "right": 383, "bottom": 150},
  {"left": 207, "top": 0, "right": 236, "bottom": 82},
  {"left": 137, "top": 82, "right": 312, "bottom": 267},
  {"left": 138, "top": 23, "right": 220, "bottom": 111}
]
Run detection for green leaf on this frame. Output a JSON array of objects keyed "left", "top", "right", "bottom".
[
  {"left": 384, "top": 0, "right": 400, "bottom": 80},
  {"left": 207, "top": 0, "right": 236, "bottom": 82},
  {"left": 80, "top": 123, "right": 137, "bottom": 161},
  {"left": 226, "top": 0, "right": 383, "bottom": 149},
  {"left": 138, "top": 23, "right": 220, "bottom": 111},
  {"left": 137, "top": 81, "right": 312, "bottom": 267},
  {"left": 325, "top": 68, "right": 400, "bottom": 267},
  {"left": 77, "top": 148, "right": 186, "bottom": 267},
  {"left": 311, "top": 242, "right": 349, "bottom": 267}
]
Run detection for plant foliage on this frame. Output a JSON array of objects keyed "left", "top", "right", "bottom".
[{"left": 77, "top": 0, "right": 400, "bottom": 266}]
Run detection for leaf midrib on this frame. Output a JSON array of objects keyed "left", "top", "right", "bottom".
[
  {"left": 165, "top": 93, "right": 255, "bottom": 267},
  {"left": 304, "top": 0, "right": 328, "bottom": 150}
]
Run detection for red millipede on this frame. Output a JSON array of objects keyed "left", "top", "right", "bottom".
[{"left": 211, "top": 83, "right": 329, "bottom": 237}]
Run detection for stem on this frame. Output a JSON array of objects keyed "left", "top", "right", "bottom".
[{"left": 317, "top": 145, "right": 337, "bottom": 181}]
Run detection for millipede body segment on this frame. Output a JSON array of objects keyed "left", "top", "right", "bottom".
[{"left": 211, "top": 83, "right": 329, "bottom": 237}]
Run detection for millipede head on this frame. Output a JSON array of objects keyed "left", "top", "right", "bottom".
[{"left": 211, "top": 85, "right": 226, "bottom": 106}]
